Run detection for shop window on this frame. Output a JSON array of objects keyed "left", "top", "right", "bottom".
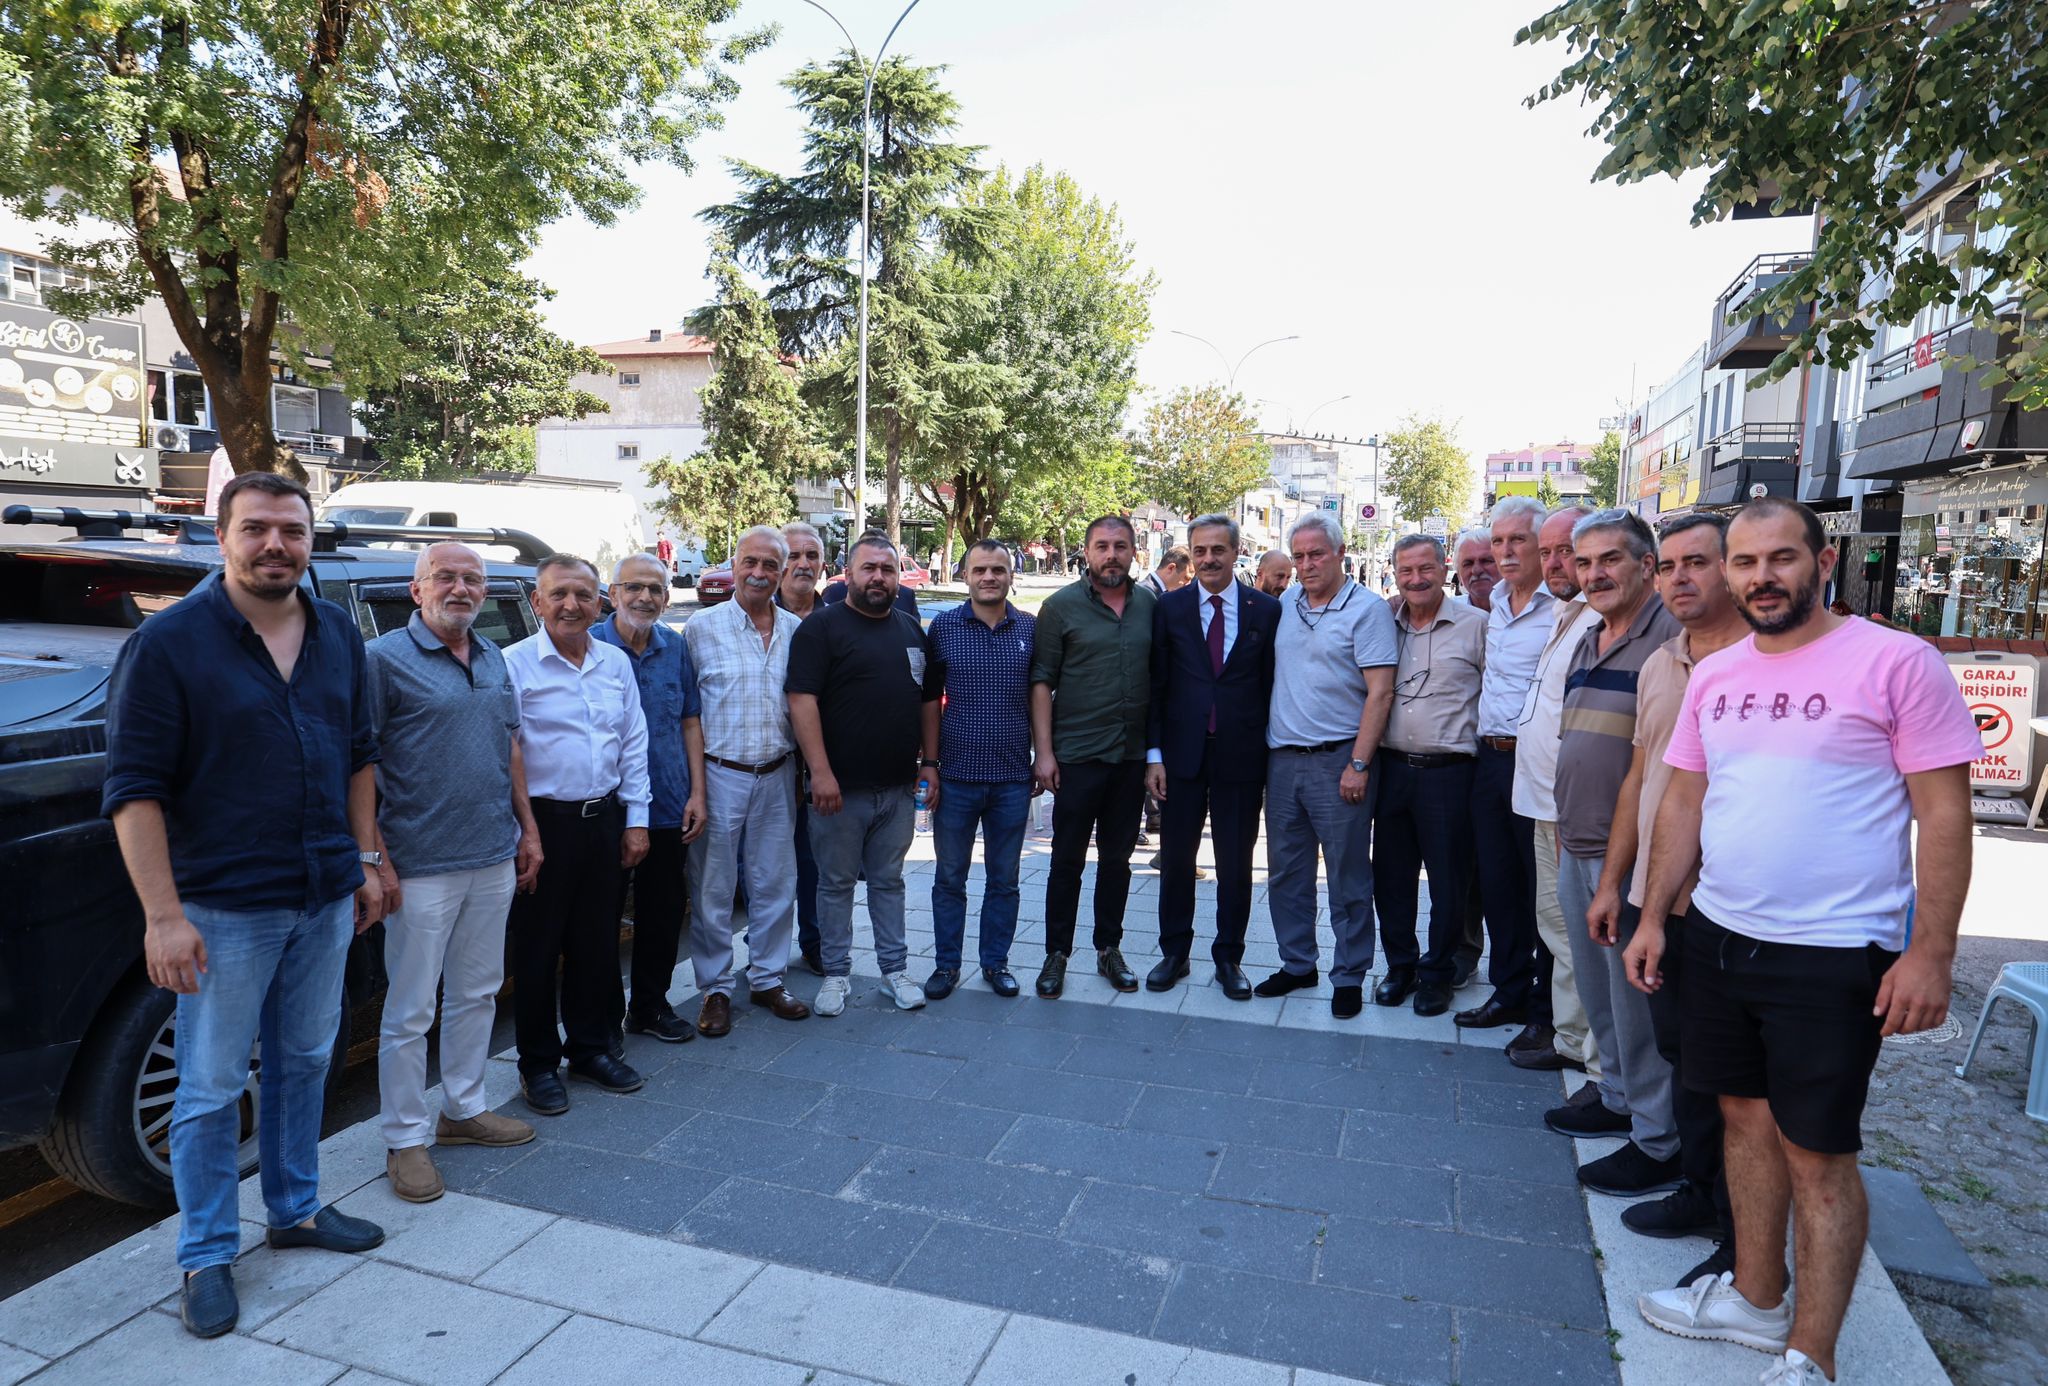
[{"left": 273, "top": 383, "right": 320, "bottom": 436}]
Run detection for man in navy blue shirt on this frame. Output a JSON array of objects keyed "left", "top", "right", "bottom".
[
  {"left": 594, "top": 552, "right": 710, "bottom": 1044},
  {"left": 103, "top": 471, "right": 388, "bottom": 1339},
  {"left": 923, "top": 539, "right": 1037, "bottom": 999}
]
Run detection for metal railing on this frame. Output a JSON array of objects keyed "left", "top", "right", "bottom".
[{"left": 1715, "top": 252, "right": 1812, "bottom": 316}]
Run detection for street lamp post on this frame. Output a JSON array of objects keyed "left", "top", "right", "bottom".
[
  {"left": 1301, "top": 393, "right": 1352, "bottom": 437},
  {"left": 1169, "top": 330, "right": 1300, "bottom": 390},
  {"left": 800, "top": 0, "right": 924, "bottom": 536}
]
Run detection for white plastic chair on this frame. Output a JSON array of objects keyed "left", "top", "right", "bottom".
[
  {"left": 1955, "top": 962, "right": 2048, "bottom": 1123},
  {"left": 2027, "top": 716, "right": 2048, "bottom": 829}
]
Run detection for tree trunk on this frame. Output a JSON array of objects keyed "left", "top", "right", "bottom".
[
  {"left": 207, "top": 374, "right": 307, "bottom": 482},
  {"left": 885, "top": 410, "right": 903, "bottom": 546}
]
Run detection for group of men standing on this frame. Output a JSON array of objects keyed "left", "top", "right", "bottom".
[{"left": 105, "top": 468, "right": 1979, "bottom": 1386}]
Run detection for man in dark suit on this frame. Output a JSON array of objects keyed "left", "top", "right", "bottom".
[{"left": 1145, "top": 514, "right": 1282, "bottom": 999}]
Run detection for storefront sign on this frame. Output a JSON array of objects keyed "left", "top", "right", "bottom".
[
  {"left": 1944, "top": 654, "right": 2037, "bottom": 794},
  {"left": 1904, "top": 458, "right": 2048, "bottom": 517},
  {"left": 1, "top": 300, "right": 156, "bottom": 491}
]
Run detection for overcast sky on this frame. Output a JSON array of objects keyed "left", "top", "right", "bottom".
[{"left": 527, "top": 0, "right": 1801, "bottom": 458}]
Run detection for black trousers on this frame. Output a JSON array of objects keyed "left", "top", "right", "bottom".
[
  {"left": 624, "top": 825, "right": 687, "bottom": 1021},
  {"left": 1158, "top": 741, "right": 1263, "bottom": 967},
  {"left": 1623, "top": 904, "right": 1731, "bottom": 1230},
  {"left": 1045, "top": 758, "right": 1146, "bottom": 957},
  {"left": 794, "top": 797, "right": 820, "bottom": 955},
  {"left": 510, "top": 797, "right": 624, "bottom": 1077},
  {"left": 1470, "top": 744, "right": 1540, "bottom": 1008},
  {"left": 1372, "top": 755, "right": 1475, "bottom": 987}
]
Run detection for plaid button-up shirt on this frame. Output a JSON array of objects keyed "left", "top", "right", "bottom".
[{"left": 683, "top": 598, "right": 801, "bottom": 764}]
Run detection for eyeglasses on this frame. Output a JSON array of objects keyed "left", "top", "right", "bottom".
[{"left": 615, "top": 582, "right": 665, "bottom": 597}]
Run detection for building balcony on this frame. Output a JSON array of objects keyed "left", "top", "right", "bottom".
[
  {"left": 1844, "top": 319, "right": 2048, "bottom": 482},
  {"left": 1698, "top": 422, "right": 1800, "bottom": 507},
  {"left": 1705, "top": 252, "right": 1812, "bottom": 370}
]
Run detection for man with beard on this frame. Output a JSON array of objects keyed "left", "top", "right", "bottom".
[
  {"left": 789, "top": 533, "right": 943, "bottom": 1015},
  {"left": 924, "top": 539, "right": 1036, "bottom": 999},
  {"left": 1544, "top": 509, "right": 1683, "bottom": 1201},
  {"left": 1631, "top": 499, "right": 1977, "bottom": 1385},
  {"left": 684, "top": 527, "right": 807, "bottom": 1035},
  {"left": 1508, "top": 506, "right": 1602, "bottom": 1074},
  {"left": 104, "top": 471, "right": 387, "bottom": 1336},
  {"left": 1585, "top": 513, "right": 1746, "bottom": 1283},
  {"left": 1030, "top": 515, "right": 1156, "bottom": 998},
  {"left": 592, "top": 553, "right": 709, "bottom": 1045},
  {"left": 777, "top": 522, "right": 828, "bottom": 975},
  {"left": 506, "top": 555, "right": 652, "bottom": 1107},
  {"left": 1145, "top": 515, "right": 1281, "bottom": 998},
  {"left": 1254, "top": 549, "right": 1293, "bottom": 596},
  {"left": 368, "top": 543, "right": 542, "bottom": 1205}
]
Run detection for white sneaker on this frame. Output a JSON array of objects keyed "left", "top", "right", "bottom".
[
  {"left": 1761, "top": 1349, "right": 1831, "bottom": 1384},
  {"left": 814, "top": 976, "right": 850, "bottom": 1018},
  {"left": 884, "top": 971, "right": 927, "bottom": 1010},
  {"left": 1637, "top": 1271, "right": 1791, "bottom": 1353}
]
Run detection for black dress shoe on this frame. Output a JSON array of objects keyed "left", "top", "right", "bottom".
[
  {"left": 607, "top": 1026, "right": 626, "bottom": 1062},
  {"left": 924, "top": 967, "right": 960, "bottom": 1000},
  {"left": 1214, "top": 962, "right": 1252, "bottom": 1001},
  {"left": 1450, "top": 955, "right": 1478, "bottom": 989},
  {"left": 1544, "top": 1091, "right": 1632, "bottom": 1137},
  {"left": 983, "top": 966, "right": 1021, "bottom": 997},
  {"left": 625, "top": 1009, "right": 696, "bottom": 1043},
  {"left": 1622, "top": 1181, "right": 1720, "bottom": 1239},
  {"left": 1578, "top": 1140, "right": 1684, "bottom": 1197},
  {"left": 1331, "top": 985, "right": 1363, "bottom": 1019},
  {"left": 1453, "top": 997, "right": 1529, "bottom": 1029},
  {"left": 800, "top": 945, "right": 825, "bottom": 976},
  {"left": 1146, "top": 955, "right": 1190, "bottom": 991},
  {"left": 267, "top": 1204, "right": 386, "bottom": 1253},
  {"left": 1508, "top": 1040, "right": 1586, "bottom": 1072},
  {"left": 1505, "top": 1021, "right": 1554, "bottom": 1055},
  {"left": 521, "top": 1068, "right": 569, "bottom": 1116},
  {"left": 1373, "top": 967, "right": 1417, "bottom": 1006},
  {"left": 1252, "top": 967, "right": 1319, "bottom": 998},
  {"left": 1036, "top": 952, "right": 1068, "bottom": 999},
  {"left": 566, "top": 1052, "right": 644, "bottom": 1093},
  {"left": 1412, "top": 982, "right": 1452, "bottom": 1017},
  {"left": 181, "top": 1265, "right": 238, "bottom": 1338},
  {"left": 1097, "top": 947, "right": 1139, "bottom": 992}
]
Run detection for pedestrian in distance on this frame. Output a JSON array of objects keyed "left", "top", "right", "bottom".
[
  {"left": 1031, "top": 515, "right": 1157, "bottom": 999},
  {"left": 368, "top": 542, "right": 543, "bottom": 1206},
  {"left": 924, "top": 538, "right": 1037, "bottom": 1000},
  {"left": 776, "top": 521, "right": 829, "bottom": 975},
  {"left": 1145, "top": 514, "right": 1280, "bottom": 999},
  {"left": 505, "top": 554, "right": 652, "bottom": 1113},
  {"left": 104, "top": 471, "right": 388, "bottom": 1339},
  {"left": 1140, "top": 544, "right": 1191, "bottom": 598},
  {"left": 683, "top": 526, "right": 809, "bottom": 1035},
  {"left": 593, "top": 552, "right": 709, "bottom": 1046},
  {"left": 1631, "top": 498, "right": 1979, "bottom": 1386},
  {"left": 787, "top": 532, "right": 944, "bottom": 1015},
  {"left": 1259, "top": 512, "right": 1398, "bottom": 1017},
  {"left": 1254, "top": 549, "right": 1293, "bottom": 596}
]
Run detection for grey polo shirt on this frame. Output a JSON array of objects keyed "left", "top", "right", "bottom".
[
  {"left": 1267, "top": 581, "right": 1400, "bottom": 748},
  {"left": 366, "top": 613, "right": 521, "bottom": 878}
]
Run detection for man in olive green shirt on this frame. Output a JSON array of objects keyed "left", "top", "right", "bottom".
[{"left": 1030, "top": 515, "right": 1156, "bottom": 999}]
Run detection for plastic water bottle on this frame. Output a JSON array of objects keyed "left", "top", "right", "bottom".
[{"left": 915, "top": 780, "right": 931, "bottom": 834}]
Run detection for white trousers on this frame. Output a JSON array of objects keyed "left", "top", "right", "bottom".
[{"left": 377, "top": 860, "right": 517, "bottom": 1150}]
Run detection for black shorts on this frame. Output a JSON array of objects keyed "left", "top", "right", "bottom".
[{"left": 1680, "top": 911, "right": 1897, "bottom": 1155}]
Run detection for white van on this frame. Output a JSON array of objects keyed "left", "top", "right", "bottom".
[{"left": 319, "top": 477, "right": 649, "bottom": 578}]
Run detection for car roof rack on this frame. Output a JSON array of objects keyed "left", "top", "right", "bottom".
[{"left": 2, "top": 505, "right": 553, "bottom": 565}]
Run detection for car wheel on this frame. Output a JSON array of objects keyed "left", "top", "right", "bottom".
[{"left": 38, "top": 977, "right": 263, "bottom": 1208}]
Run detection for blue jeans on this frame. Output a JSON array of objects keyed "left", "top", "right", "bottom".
[
  {"left": 930, "top": 779, "right": 1030, "bottom": 971},
  {"left": 173, "top": 895, "right": 354, "bottom": 1270}
]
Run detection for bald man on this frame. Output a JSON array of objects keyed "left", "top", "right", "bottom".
[{"left": 1255, "top": 550, "right": 1293, "bottom": 597}]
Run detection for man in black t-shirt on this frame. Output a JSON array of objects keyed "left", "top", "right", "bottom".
[{"left": 787, "top": 533, "right": 943, "bottom": 1017}]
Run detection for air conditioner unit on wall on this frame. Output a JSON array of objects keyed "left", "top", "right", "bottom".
[{"left": 154, "top": 424, "right": 191, "bottom": 452}]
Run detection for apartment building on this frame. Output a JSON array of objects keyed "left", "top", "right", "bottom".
[{"left": 1484, "top": 441, "right": 1595, "bottom": 508}]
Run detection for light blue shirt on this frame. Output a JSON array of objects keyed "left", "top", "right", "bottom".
[{"left": 1479, "top": 584, "right": 1558, "bottom": 737}]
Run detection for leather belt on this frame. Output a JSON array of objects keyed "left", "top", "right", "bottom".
[
  {"left": 1481, "top": 736, "right": 1519, "bottom": 752},
  {"left": 708, "top": 752, "right": 792, "bottom": 776},
  {"left": 1275, "top": 740, "right": 1349, "bottom": 755},
  {"left": 1388, "top": 751, "right": 1475, "bottom": 768},
  {"left": 533, "top": 791, "right": 619, "bottom": 819}
]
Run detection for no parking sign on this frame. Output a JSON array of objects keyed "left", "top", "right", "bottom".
[{"left": 1944, "top": 652, "right": 2036, "bottom": 793}]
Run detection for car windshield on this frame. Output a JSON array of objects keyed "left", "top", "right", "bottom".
[{"left": 322, "top": 506, "right": 411, "bottom": 525}]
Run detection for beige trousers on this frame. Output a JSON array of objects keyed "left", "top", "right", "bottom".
[{"left": 1533, "top": 818, "right": 1600, "bottom": 1079}]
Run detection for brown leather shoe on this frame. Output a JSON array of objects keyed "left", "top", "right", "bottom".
[
  {"left": 386, "top": 1145, "right": 444, "bottom": 1204},
  {"left": 435, "top": 1109, "right": 536, "bottom": 1147},
  {"left": 750, "top": 986, "right": 811, "bottom": 1020},
  {"left": 697, "top": 992, "right": 733, "bottom": 1037}
]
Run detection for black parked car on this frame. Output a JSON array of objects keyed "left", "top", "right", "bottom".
[{"left": 0, "top": 506, "right": 545, "bottom": 1207}]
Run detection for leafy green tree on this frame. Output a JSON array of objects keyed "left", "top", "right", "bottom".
[
  {"left": 1534, "top": 470, "right": 1563, "bottom": 509},
  {"left": 1382, "top": 416, "right": 1472, "bottom": 528},
  {"left": 704, "top": 52, "right": 990, "bottom": 542},
  {"left": 1519, "top": 1, "right": 2048, "bottom": 406},
  {"left": 0, "top": 0, "right": 761, "bottom": 477},
  {"left": 1133, "top": 386, "right": 1271, "bottom": 520},
  {"left": 359, "top": 274, "right": 608, "bottom": 478},
  {"left": 1582, "top": 429, "right": 1623, "bottom": 508},
  {"left": 1000, "top": 443, "right": 1143, "bottom": 561},
  {"left": 647, "top": 240, "right": 829, "bottom": 562}
]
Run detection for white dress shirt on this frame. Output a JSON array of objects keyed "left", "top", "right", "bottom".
[
  {"left": 1147, "top": 583, "right": 1239, "bottom": 763},
  {"left": 1509, "top": 597, "right": 1601, "bottom": 822},
  {"left": 505, "top": 626, "right": 651, "bottom": 828},
  {"left": 1478, "top": 583, "right": 1557, "bottom": 737}
]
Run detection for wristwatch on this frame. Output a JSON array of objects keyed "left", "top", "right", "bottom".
[
  {"left": 1348, "top": 759, "right": 1369, "bottom": 774},
  {"left": 359, "top": 850, "right": 385, "bottom": 867}
]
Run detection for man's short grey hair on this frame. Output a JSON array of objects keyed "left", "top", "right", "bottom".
[
  {"left": 1570, "top": 507, "right": 1657, "bottom": 561},
  {"left": 735, "top": 525, "right": 789, "bottom": 564},
  {"left": 1285, "top": 511, "right": 1345, "bottom": 553},
  {"left": 781, "top": 521, "right": 823, "bottom": 550},
  {"left": 1187, "top": 513, "right": 1240, "bottom": 549},
  {"left": 413, "top": 541, "right": 482, "bottom": 579},
  {"left": 1489, "top": 496, "right": 1547, "bottom": 531},
  {"left": 1392, "top": 533, "right": 1445, "bottom": 565},
  {"left": 1453, "top": 527, "right": 1492, "bottom": 554},
  {"left": 611, "top": 551, "right": 667, "bottom": 582}
]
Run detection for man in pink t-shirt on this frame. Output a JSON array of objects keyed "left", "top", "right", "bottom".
[{"left": 1625, "top": 498, "right": 1978, "bottom": 1386}]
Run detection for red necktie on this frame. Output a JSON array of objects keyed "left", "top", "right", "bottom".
[{"left": 1207, "top": 593, "right": 1225, "bottom": 731}]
